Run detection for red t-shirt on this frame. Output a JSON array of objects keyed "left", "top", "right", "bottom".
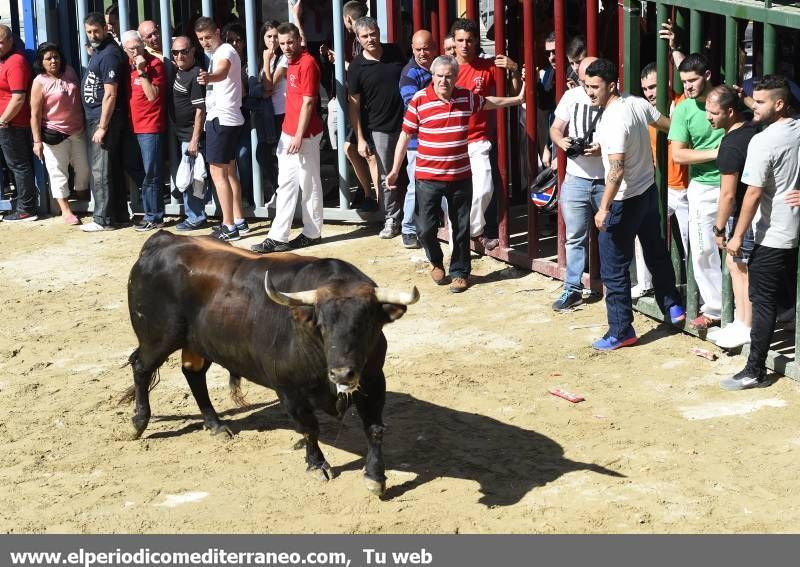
[
  {"left": 0, "top": 51, "right": 32, "bottom": 127},
  {"left": 128, "top": 53, "right": 166, "bottom": 134},
  {"left": 455, "top": 57, "right": 495, "bottom": 143},
  {"left": 282, "top": 51, "right": 323, "bottom": 138},
  {"left": 402, "top": 85, "right": 484, "bottom": 182}
]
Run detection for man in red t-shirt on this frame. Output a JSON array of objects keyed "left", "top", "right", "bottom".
[
  {"left": 451, "top": 18, "right": 521, "bottom": 250},
  {"left": 0, "top": 25, "right": 38, "bottom": 222},
  {"left": 251, "top": 23, "right": 324, "bottom": 254},
  {"left": 122, "top": 30, "right": 166, "bottom": 231}
]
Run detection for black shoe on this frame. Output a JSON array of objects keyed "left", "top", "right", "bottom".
[
  {"left": 176, "top": 219, "right": 208, "bottom": 231},
  {"left": 401, "top": 233, "right": 420, "bottom": 249},
  {"left": 214, "top": 225, "right": 240, "bottom": 242},
  {"left": 552, "top": 289, "right": 583, "bottom": 311},
  {"left": 235, "top": 219, "right": 250, "bottom": 234},
  {"left": 135, "top": 220, "right": 164, "bottom": 232},
  {"left": 3, "top": 211, "right": 38, "bottom": 222},
  {"left": 251, "top": 237, "right": 290, "bottom": 253},
  {"left": 719, "top": 367, "right": 767, "bottom": 391},
  {"left": 357, "top": 198, "right": 379, "bottom": 212},
  {"left": 289, "top": 233, "right": 321, "bottom": 249}
]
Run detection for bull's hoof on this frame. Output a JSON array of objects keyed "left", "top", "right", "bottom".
[
  {"left": 205, "top": 422, "right": 234, "bottom": 438},
  {"left": 364, "top": 476, "right": 386, "bottom": 497},
  {"left": 130, "top": 415, "right": 149, "bottom": 440},
  {"left": 293, "top": 438, "right": 307, "bottom": 450},
  {"left": 307, "top": 462, "right": 334, "bottom": 482}
]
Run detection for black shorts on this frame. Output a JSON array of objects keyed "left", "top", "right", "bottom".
[{"left": 205, "top": 118, "right": 242, "bottom": 164}]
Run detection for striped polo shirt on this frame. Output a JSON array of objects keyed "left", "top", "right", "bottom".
[{"left": 401, "top": 84, "right": 485, "bottom": 182}]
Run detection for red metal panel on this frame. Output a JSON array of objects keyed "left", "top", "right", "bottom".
[
  {"left": 387, "top": 0, "right": 397, "bottom": 42},
  {"left": 523, "top": 0, "right": 539, "bottom": 257},
  {"left": 430, "top": 7, "right": 439, "bottom": 49},
  {"left": 413, "top": 0, "right": 424, "bottom": 33},
  {"left": 494, "top": 0, "right": 510, "bottom": 249},
  {"left": 587, "top": 0, "right": 598, "bottom": 56},
  {"left": 554, "top": 0, "right": 566, "bottom": 268}
]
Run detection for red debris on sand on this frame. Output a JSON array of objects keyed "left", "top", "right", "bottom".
[
  {"left": 690, "top": 347, "right": 718, "bottom": 361},
  {"left": 549, "top": 388, "right": 585, "bottom": 403}
]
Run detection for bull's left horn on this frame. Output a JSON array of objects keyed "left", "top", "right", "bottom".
[
  {"left": 374, "top": 286, "right": 420, "bottom": 306},
  {"left": 264, "top": 271, "right": 317, "bottom": 306}
]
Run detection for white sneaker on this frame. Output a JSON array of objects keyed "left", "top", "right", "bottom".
[
  {"left": 630, "top": 284, "right": 653, "bottom": 299},
  {"left": 713, "top": 321, "right": 751, "bottom": 349},
  {"left": 80, "top": 221, "right": 112, "bottom": 232}
]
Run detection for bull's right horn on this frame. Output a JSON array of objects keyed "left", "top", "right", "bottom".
[
  {"left": 264, "top": 271, "right": 317, "bottom": 306},
  {"left": 374, "top": 286, "right": 420, "bottom": 306}
]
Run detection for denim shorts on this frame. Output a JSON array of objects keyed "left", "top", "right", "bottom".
[{"left": 727, "top": 216, "right": 755, "bottom": 264}]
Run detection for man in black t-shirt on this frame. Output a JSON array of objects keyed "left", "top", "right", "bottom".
[
  {"left": 707, "top": 84, "right": 759, "bottom": 349},
  {"left": 347, "top": 16, "right": 406, "bottom": 239},
  {"left": 81, "top": 11, "right": 130, "bottom": 232},
  {"left": 170, "top": 36, "right": 208, "bottom": 230}
]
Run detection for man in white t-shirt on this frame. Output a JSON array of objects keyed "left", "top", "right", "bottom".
[
  {"left": 195, "top": 16, "right": 246, "bottom": 242},
  {"left": 584, "top": 58, "right": 686, "bottom": 351},
  {"left": 549, "top": 55, "right": 605, "bottom": 311},
  {"left": 721, "top": 76, "right": 800, "bottom": 390}
]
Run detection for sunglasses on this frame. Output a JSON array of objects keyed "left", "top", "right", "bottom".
[
  {"left": 546, "top": 49, "right": 556, "bottom": 55},
  {"left": 171, "top": 48, "right": 190, "bottom": 56}
]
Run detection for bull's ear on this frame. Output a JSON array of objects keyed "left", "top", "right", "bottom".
[
  {"left": 291, "top": 306, "right": 315, "bottom": 326},
  {"left": 382, "top": 303, "right": 408, "bottom": 322}
]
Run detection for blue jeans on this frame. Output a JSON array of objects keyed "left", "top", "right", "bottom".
[
  {"left": 401, "top": 149, "right": 417, "bottom": 235},
  {"left": 0, "top": 125, "right": 37, "bottom": 214},
  {"left": 137, "top": 133, "right": 163, "bottom": 222},
  {"left": 598, "top": 184, "right": 682, "bottom": 338},
  {"left": 180, "top": 141, "right": 208, "bottom": 225},
  {"left": 560, "top": 174, "right": 605, "bottom": 293}
]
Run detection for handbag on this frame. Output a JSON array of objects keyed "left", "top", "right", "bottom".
[{"left": 40, "top": 127, "right": 70, "bottom": 146}]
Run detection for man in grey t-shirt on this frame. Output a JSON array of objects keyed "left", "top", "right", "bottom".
[{"left": 722, "top": 75, "right": 800, "bottom": 390}]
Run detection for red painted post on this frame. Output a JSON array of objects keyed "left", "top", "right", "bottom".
[
  {"left": 387, "top": 0, "right": 397, "bottom": 42},
  {"left": 494, "top": 0, "right": 509, "bottom": 249},
  {"left": 617, "top": 0, "right": 625, "bottom": 90},
  {"left": 413, "top": 0, "right": 424, "bottom": 33},
  {"left": 554, "top": 0, "right": 567, "bottom": 268},
  {"left": 466, "top": 0, "right": 478, "bottom": 21},
  {"left": 587, "top": 0, "right": 598, "bottom": 56},
  {"left": 438, "top": 0, "right": 449, "bottom": 51},
  {"left": 430, "top": 7, "right": 439, "bottom": 50},
  {"left": 523, "top": 0, "right": 539, "bottom": 257}
]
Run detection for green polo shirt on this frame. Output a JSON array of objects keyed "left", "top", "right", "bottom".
[{"left": 668, "top": 98, "right": 724, "bottom": 185}]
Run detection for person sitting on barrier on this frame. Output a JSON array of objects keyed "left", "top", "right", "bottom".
[
  {"left": 250, "top": 22, "right": 324, "bottom": 254},
  {"left": 195, "top": 16, "right": 246, "bottom": 242},
  {"left": 170, "top": 36, "right": 209, "bottom": 231},
  {"left": 668, "top": 53, "right": 724, "bottom": 331},
  {"left": 122, "top": 31, "right": 167, "bottom": 232},
  {"left": 631, "top": 62, "right": 689, "bottom": 300},
  {"left": 721, "top": 76, "right": 800, "bottom": 391},
  {"left": 584, "top": 58, "right": 686, "bottom": 351},
  {"left": 30, "top": 42, "right": 89, "bottom": 226},
  {"left": 706, "top": 85, "right": 758, "bottom": 350},
  {"left": 451, "top": 18, "right": 522, "bottom": 252},
  {"left": 385, "top": 55, "right": 525, "bottom": 294},
  {"left": 138, "top": 20, "right": 164, "bottom": 61},
  {"left": 549, "top": 54, "right": 605, "bottom": 312}
]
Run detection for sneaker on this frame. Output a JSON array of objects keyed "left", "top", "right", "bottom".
[
  {"left": 449, "top": 276, "right": 469, "bottom": 293},
  {"left": 668, "top": 304, "right": 686, "bottom": 325},
  {"left": 235, "top": 219, "right": 250, "bottom": 234},
  {"left": 176, "top": 219, "right": 207, "bottom": 231},
  {"left": 401, "top": 233, "right": 421, "bottom": 249},
  {"left": 378, "top": 219, "right": 400, "bottom": 239},
  {"left": 4, "top": 211, "right": 38, "bottom": 222},
  {"left": 214, "top": 225, "right": 240, "bottom": 242},
  {"left": 552, "top": 290, "right": 583, "bottom": 311},
  {"left": 80, "top": 221, "right": 114, "bottom": 232},
  {"left": 592, "top": 328, "right": 638, "bottom": 351},
  {"left": 713, "top": 322, "right": 752, "bottom": 349},
  {"left": 430, "top": 264, "right": 448, "bottom": 285},
  {"left": 357, "top": 198, "right": 379, "bottom": 212},
  {"left": 719, "top": 367, "right": 767, "bottom": 391},
  {"left": 630, "top": 284, "right": 653, "bottom": 299},
  {"left": 135, "top": 220, "right": 164, "bottom": 232},
  {"left": 289, "top": 233, "right": 321, "bottom": 249},
  {"left": 251, "top": 237, "right": 290, "bottom": 253}
]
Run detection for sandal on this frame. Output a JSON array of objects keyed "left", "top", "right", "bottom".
[
  {"left": 690, "top": 314, "right": 720, "bottom": 330},
  {"left": 64, "top": 214, "right": 81, "bottom": 226}
]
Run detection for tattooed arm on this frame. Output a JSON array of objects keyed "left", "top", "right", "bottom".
[{"left": 595, "top": 153, "right": 625, "bottom": 231}]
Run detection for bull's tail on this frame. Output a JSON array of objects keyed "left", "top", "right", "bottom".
[
  {"left": 229, "top": 373, "right": 248, "bottom": 407},
  {"left": 118, "top": 349, "right": 162, "bottom": 405}
]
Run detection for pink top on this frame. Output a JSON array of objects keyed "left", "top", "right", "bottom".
[{"left": 33, "top": 66, "right": 84, "bottom": 135}]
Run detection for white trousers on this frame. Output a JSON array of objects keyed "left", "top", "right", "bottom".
[
  {"left": 268, "top": 132, "right": 323, "bottom": 242},
  {"left": 634, "top": 187, "right": 689, "bottom": 289},
  {"left": 468, "top": 139, "right": 493, "bottom": 238},
  {"left": 42, "top": 131, "right": 90, "bottom": 199},
  {"left": 688, "top": 180, "right": 722, "bottom": 318}
]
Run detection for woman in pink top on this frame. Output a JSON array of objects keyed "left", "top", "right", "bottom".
[{"left": 30, "top": 42, "right": 89, "bottom": 225}]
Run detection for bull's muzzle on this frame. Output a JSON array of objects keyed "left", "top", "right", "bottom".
[{"left": 329, "top": 367, "right": 360, "bottom": 393}]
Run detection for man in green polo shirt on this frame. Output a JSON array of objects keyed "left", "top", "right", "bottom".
[{"left": 668, "top": 53, "right": 724, "bottom": 330}]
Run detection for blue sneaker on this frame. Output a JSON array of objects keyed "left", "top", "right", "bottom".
[
  {"left": 669, "top": 304, "right": 686, "bottom": 325},
  {"left": 235, "top": 219, "right": 250, "bottom": 234},
  {"left": 592, "top": 329, "right": 638, "bottom": 351},
  {"left": 176, "top": 219, "right": 207, "bottom": 231}
]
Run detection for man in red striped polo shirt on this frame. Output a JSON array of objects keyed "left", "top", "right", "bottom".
[{"left": 386, "top": 55, "right": 524, "bottom": 293}]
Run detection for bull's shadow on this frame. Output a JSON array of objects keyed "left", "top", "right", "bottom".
[{"left": 204, "top": 391, "right": 624, "bottom": 506}]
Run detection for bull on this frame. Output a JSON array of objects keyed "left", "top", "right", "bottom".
[{"left": 122, "top": 231, "right": 418, "bottom": 495}]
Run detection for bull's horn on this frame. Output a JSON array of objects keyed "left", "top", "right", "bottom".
[
  {"left": 264, "top": 271, "right": 317, "bottom": 306},
  {"left": 374, "top": 286, "right": 420, "bottom": 306}
]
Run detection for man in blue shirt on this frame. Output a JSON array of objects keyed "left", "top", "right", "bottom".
[{"left": 397, "top": 29, "right": 434, "bottom": 249}]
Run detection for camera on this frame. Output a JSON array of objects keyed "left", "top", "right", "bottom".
[{"left": 565, "top": 136, "right": 590, "bottom": 158}]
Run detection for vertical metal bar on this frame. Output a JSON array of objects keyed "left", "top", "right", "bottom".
[
  {"left": 722, "top": 14, "right": 738, "bottom": 329},
  {"left": 617, "top": 0, "right": 624, "bottom": 91},
  {"left": 430, "top": 7, "right": 439, "bottom": 53},
  {"left": 376, "top": 0, "right": 388, "bottom": 42},
  {"left": 119, "top": 0, "right": 130, "bottom": 35},
  {"left": 413, "top": 0, "right": 424, "bottom": 33},
  {"left": 523, "top": 0, "right": 538, "bottom": 258},
  {"left": 386, "top": 0, "right": 397, "bottom": 43},
  {"left": 763, "top": 23, "right": 776, "bottom": 75},
  {"left": 586, "top": 0, "right": 598, "bottom": 56},
  {"left": 622, "top": 0, "right": 639, "bottom": 95},
  {"left": 23, "top": 0, "right": 36, "bottom": 49},
  {"left": 35, "top": 0, "right": 49, "bottom": 43},
  {"left": 9, "top": 0, "right": 20, "bottom": 38},
  {"left": 466, "top": 0, "right": 477, "bottom": 22},
  {"left": 77, "top": 0, "right": 89, "bottom": 69},
  {"left": 689, "top": 9, "right": 701, "bottom": 54},
  {"left": 333, "top": 0, "right": 349, "bottom": 208},
  {"left": 555, "top": 0, "right": 566, "bottom": 266},
  {"left": 494, "top": 0, "right": 509, "bottom": 249},
  {"left": 438, "top": 0, "right": 448, "bottom": 52},
  {"left": 202, "top": 0, "right": 212, "bottom": 17},
  {"left": 243, "top": 0, "right": 262, "bottom": 209},
  {"left": 673, "top": 7, "right": 685, "bottom": 94}
]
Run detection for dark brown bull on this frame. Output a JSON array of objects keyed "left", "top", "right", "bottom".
[{"left": 122, "top": 231, "right": 418, "bottom": 495}]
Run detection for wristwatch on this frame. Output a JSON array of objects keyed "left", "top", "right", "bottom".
[{"left": 712, "top": 225, "right": 726, "bottom": 238}]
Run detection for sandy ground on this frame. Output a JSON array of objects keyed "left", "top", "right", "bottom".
[{"left": 1, "top": 216, "right": 799, "bottom": 534}]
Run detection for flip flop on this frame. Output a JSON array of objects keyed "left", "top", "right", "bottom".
[{"left": 64, "top": 214, "right": 81, "bottom": 226}]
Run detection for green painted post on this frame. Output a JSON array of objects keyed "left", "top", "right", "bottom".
[
  {"left": 690, "top": 9, "right": 702, "bottom": 54},
  {"left": 674, "top": 8, "right": 686, "bottom": 95},
  {"left": 724, "top": 16, "right": 738, "bottom": 85},
  {"left": 764, "top": 23, "right": 777, "bottom": 75}
]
